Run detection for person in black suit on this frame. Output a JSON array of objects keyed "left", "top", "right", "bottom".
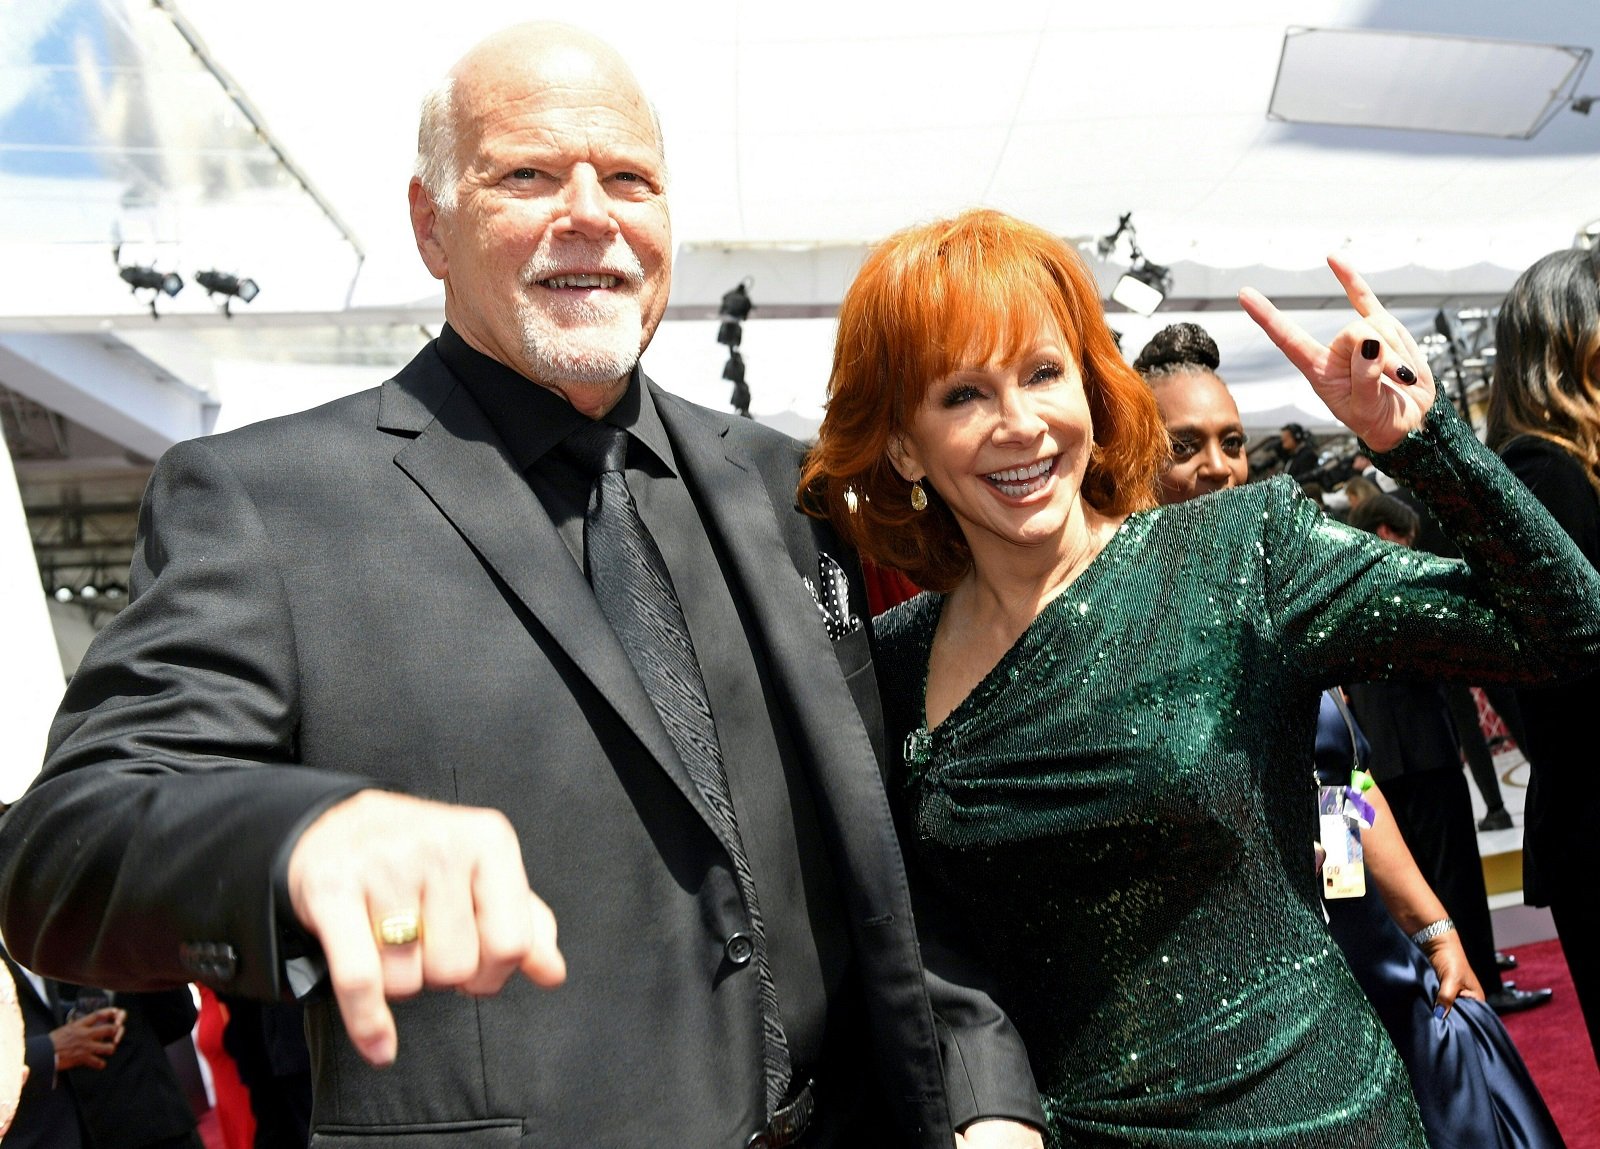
[
  {"left": 56, "top": 983, "right": 204, "bottom": 1149},
  {"left": 0, "top": 22, "right": 1041, "bottom": 1148},
  {"left": 2, "top": 941, "right": 119, "bottom": 1149}
]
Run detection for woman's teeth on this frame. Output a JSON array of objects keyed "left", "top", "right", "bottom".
[{"left": 986, "top": 458, "right": 1054, "bottom": 497}]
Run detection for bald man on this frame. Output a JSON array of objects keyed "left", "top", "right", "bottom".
[{"left": 0, "top": 24, "right": 1041, "bottom": 1148}]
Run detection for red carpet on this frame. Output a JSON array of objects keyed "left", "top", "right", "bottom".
[{"left": 1497, "top": 937, "right": 1600, "bottom": 1148}]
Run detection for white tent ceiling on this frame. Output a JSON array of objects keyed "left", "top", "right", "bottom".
[{"left": 2, "top": 0, "right": 1599, "bottom": 441}]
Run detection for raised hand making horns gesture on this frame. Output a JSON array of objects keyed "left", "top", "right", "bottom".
[{"left": 1240, "top": 255, "right": 1437, "bottom": 452}]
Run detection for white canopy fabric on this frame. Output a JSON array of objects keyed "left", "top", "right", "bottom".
[
  {"left": 2, "top": 0, "right": 1599, "bottom": 439},
  {"left": 0, "top": 429, "right": 64, "bottom": 800},
  {"left": 3, "top": 0, "right": 1597, "bottom": 793}
]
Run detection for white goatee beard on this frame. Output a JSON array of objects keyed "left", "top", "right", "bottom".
[
  {"left": 519, "top": 300, "right": 643, "bottom": 387},
  {"left": 519, "top": 241, "right": 648, "bottom": 387}
]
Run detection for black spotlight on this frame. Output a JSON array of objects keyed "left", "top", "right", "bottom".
[
  {"left": 715, "top": 278, "right": 755, "bottom": 416},
  {"left": 723, "top": 350, "right": 751, "bottom": 417},
  {"left": 1096, "top": 212, "right": 1135, "bottom": 258},
  {"left": 118, "top": 264, "right": 183, "bottom": 317},
  {"left": 719, "top": 281, "right": 754, "bottom": 322},
  {"left": 196, "top": 269, "right": 260, "bottom": 317}
]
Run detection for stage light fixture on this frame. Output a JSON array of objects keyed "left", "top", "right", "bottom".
[
  {"left": 118, "top": 265, "right": 183, "bottom": 295},
  {"left": 723, "top": 350, "right": 751, "bottom": 417},
  {"left": 719, "top": 280, "right": 754, "bottom": 322},
  {"left": 1112, "top": 259, "right": 1173, "bottom": 317},
  {"left": 1097, "top": 213, "right": 1134, "bottom": 258},
  {"left": 713, "top": 279, "right": 755, "bottom": 415},
  {"left": 196, "top": 269, "right": 260, "bottom": 317},
  {"left": 1096, "top": 212, "right": 1172, "bottom": 316},
  {"left": 118, "top": 263, "right": 183, "bottom": 317}
]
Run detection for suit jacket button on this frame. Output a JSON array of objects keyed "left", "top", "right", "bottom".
[
  {"left": 180, "top": 942, "right": 238, "bottom": 984},
  {"left": 724, "top": 932, "right": 754, "bottom": 966}
]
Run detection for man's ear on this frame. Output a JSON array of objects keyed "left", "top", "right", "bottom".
[
  {"left": 886, "top": 434, "right": 922, "bottom": 483},
  {"left": 409, "top": 178, "right": 449, "bottom": 281}
]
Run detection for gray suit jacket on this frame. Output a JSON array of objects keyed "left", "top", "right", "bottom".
[{"left": 0, "top": 342, "right": 1038, "bottom": 1147}]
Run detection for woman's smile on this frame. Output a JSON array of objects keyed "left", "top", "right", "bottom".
[{"left": 983, "top": 456, "right": 1058, "bottom": 499}]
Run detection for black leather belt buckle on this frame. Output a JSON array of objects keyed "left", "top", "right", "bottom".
[{"left": 746, "top": 1077, "right": 816, "bottom": 1149}]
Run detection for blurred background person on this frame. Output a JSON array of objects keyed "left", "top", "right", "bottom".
[
  {"left": 1, "top": 936, "right": 121, "bottom": 1149},
  {"left": 1350, "top": 449, "right": 1398, "bottom": 491},
  {"left": 1277, "top": 421, "right": 1321, "bottom": 479},
  {"left": 54, "top": 982, "right": 204, "bottom": 1149},
  {"left": 1486, "top": 244, "right": 1600, "bottom": 1070},
  {"left": 1324, "top": 473, "right": 1381, "bottom": 521}
]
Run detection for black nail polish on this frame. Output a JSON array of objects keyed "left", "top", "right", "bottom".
[
  {"left": 1397, "top": 365, "right": 1417, "bottom": 384},
  {"left": 1361, "top": 339, "right": 1380, "bottom": 360}
]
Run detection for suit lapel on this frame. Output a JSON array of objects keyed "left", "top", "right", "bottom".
[
  {"left": 654, "top": 395, "right": 837, "bottom": 709},
  {"left": 381, "top": 364, "right": 718, "bottom": 831},
  {"left": 656, "top": 392, "right": 895, "bottom": 837},
  {"left": 659, "top": 391, "right": 952, "bottom": 1121}
]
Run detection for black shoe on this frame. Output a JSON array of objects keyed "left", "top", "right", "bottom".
[
  {"left": 1496, "top": 951, "right": 1518, "bottom": 972},
  {"left": 1486, "top": 986, "right": 1553, "bottom": 1015},
  {"left": 1478, "top": 808, "right": 1513, "bottom": 831}
]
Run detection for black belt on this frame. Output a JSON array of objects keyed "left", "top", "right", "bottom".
[{"left": 746, "top": 1077, "right": 816, "bottom": 1148}]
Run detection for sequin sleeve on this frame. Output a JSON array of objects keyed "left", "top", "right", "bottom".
[{"left": 1262, "top": 394, "right": 1600, "bottom": 688}]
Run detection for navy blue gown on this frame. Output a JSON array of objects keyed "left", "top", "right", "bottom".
[{"left": 1316, "top": 693, "right": 1565, "bottom": 1149}]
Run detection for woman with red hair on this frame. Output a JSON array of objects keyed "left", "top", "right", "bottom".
[{"left": 801, "top": 209, "right": 1600, "bottom": 1146}]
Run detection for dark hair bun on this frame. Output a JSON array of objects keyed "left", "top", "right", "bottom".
[{"left": 1133, "top": 322, "right": 1221, "bottom": 375}]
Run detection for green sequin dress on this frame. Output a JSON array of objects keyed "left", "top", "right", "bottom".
[{"left": 875, "top": 399, "right": 1600, "bottom": 1147}]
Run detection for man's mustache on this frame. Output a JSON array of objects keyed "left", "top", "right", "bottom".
[{"left": 522, "top": 242, "right": 645, "bottom": 287}]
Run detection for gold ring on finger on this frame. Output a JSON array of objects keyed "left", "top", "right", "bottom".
[{"left": 376, "top": 911, "right": 421, "bottom": 947}]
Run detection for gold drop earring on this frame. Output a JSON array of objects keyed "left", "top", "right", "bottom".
[{"left": 910, "top": 479, "right": 928, "bottom": 512}]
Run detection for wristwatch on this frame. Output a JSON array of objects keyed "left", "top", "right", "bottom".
[{"left": 1409, "top": 917, "right": 1456, "bottom": 946}]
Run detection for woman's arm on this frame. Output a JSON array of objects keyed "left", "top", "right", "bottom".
[
  {"left": 1361, "top": 785, "right": 1483, "bottom": 1011},
  {"left": 1242, "top": 262, "right": 1600, "bottom": 688}
]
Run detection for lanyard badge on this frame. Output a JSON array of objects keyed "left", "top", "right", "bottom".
[
  {"left": 1318, "top": 781, "right": 1371, "bottom": 899},
  {"left": 1318, "top": 687, "right": 1378, "bottom": 901}
]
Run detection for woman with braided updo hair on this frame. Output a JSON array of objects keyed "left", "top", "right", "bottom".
[{"left": 1132, "top": 323, "right": 1250, "bottom": 502}]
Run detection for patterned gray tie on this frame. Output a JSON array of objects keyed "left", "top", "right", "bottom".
[{"left": 561, "top": 421, "right": 793, "bottom": 1115}]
